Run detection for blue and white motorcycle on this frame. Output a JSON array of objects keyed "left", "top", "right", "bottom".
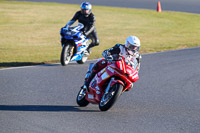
[{"left": 60, "top": 23, "right": 90, "bottom": 66}]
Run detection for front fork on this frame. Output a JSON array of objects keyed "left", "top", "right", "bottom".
[
  {"left": 104, "top": 77, "right": 125, "bottom": 94},
  {"left": 104, "top": 78, "right": 115, "bottom": 95}
]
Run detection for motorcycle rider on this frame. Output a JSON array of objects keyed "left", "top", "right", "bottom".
[
  {"left": 63, "top": 2, "right": 99, "bottom": 54},
  {"left": 82, "top": 35, "right": 142, "bottom": 91}
]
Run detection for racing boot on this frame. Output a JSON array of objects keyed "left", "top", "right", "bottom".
[
  {"left": 84, "top": 47, "right": 91, "bottom": 56},
  {"left": 82, "top": 70, "right": 96, "bottom": 92},
  {"left": 87, "top": 48, "right": 92, "bottom": 54},
  {"left": 81, "top": 63, "right": 95, "bottom": 92},
  {"left": 84, "top": 50, "right": 90, "bottom": 56}
]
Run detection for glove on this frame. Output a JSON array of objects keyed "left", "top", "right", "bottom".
[
  {"left": 102, "top": 50, "right": 111, "bottom": 58},
  {"left": 106, "top": 55, "right": 113, "bottom": 60},
  {"left": 63, "top": 25, "right": 69, "bottom": 31}
]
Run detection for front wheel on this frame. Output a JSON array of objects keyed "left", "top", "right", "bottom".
[
  {"left": 99, "top": 83, "right": 123, "bottom": 111},
  {"left": 76, "top": 87, "right": 89, "bottom": 107},
  {"left": 60, "top": 45, "right": 73, "bottom": 66}
]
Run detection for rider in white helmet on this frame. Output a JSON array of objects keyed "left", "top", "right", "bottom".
[
  {"left": 125, "top": 36, "right": 140, "bottom": 56},
  {"left": 82, "top": 35, "right": 142, "bottom": 91},
  {"left": 103, "top": 35, "right": 141, "bottom": 70}
]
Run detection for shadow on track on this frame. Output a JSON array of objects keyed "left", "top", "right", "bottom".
[
  {"left": 0, "top": 62, "right": 45, "bottom": 68},
  {"left": 0, "top": 105, "right": 99, "bottom": 112},
  {"left": 0, "top": 61, "right": 94, "bottom": 68}
]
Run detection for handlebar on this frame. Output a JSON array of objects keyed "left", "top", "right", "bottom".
[{"left": 105, "top": 54, "right": 123, "bottom": 61}]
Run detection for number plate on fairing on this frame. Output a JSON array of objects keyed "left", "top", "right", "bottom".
[
  {"left": 101, "top": 72, "right": 109, "bottom": 80},
  {"left": 88, "top": 94, "right": 94, "bottom": 99}
]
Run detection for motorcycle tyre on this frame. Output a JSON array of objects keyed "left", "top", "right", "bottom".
[
  {"left": 76, "top": 87, "right": 89, "bottom": 107},
  {"left": 60, "top": 45, "right": 73, "bottom": 66},
  {"left": 99, "top": 83, "right": 123, "bottom": 111}
]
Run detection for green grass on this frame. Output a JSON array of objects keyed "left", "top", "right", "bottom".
[{"left": 0, "top": 1, "right": 200, "bottom": 67}]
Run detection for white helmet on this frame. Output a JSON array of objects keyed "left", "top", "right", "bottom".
[{"left": 125, "top": 36, "right": 140, "bottom": 55}]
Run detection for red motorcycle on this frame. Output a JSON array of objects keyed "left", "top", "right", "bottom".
[{"left": 76, "top": 55, "right": 139, "bottom": 111}]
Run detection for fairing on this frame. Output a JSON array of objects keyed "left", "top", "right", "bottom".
[
  {"left": 85, "top": 58, "right": 139, "bottom": 104},
  {"left": 60, "top": 23, "right": 89, "bottom": 61}
]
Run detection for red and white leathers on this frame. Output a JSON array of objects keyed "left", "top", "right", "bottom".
[
  {"left": 102, "top": 44, "right": 140, "bottom": 70},
  {"left": 84, "top": 44, "right": 141, "bottom": 88}
]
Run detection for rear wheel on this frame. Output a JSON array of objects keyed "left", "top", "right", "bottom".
[
  {"left": 60, "top": 45, "right": 73, "bottom": 66},
  {"left": 77, "top": 39, "right": 91, "bottom": 64},
  {"left": 99, "top": 83, "right": 123, "bottom": 111},
  {"left": 76, "top": 87, "right": 89, "bottom": 107},
  {"left": 77, "top": 54, "right": 88, "bottom": 64}
]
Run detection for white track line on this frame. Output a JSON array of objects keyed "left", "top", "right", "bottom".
[{"left": 0, "top": 47, "right": 199, "bottom": 71}]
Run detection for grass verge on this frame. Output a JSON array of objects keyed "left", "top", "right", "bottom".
[{"left": 0, "top": 1, "right": 200, "bottom": 68}]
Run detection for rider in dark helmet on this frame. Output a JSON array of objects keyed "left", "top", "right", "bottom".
[{"left": 63, "top": 2, "right": 99, "bottom": 54}]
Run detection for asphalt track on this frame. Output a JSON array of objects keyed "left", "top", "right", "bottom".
[
  {"left": 1, "top": 0, "right": 200, "bottom": 133},
  {"left": 1, "top": 47, "right": 200, "bottom": 133},
  {"left": 7, "top": 0, "right": 200, "bottom": 14}
]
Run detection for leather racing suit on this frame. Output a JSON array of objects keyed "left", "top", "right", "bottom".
[
  {"left": 84, "top": 44, "right": 141, "bottom": 89},
  {"left": 66, "top": 11, "right": 99, "bottom": 51}
]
